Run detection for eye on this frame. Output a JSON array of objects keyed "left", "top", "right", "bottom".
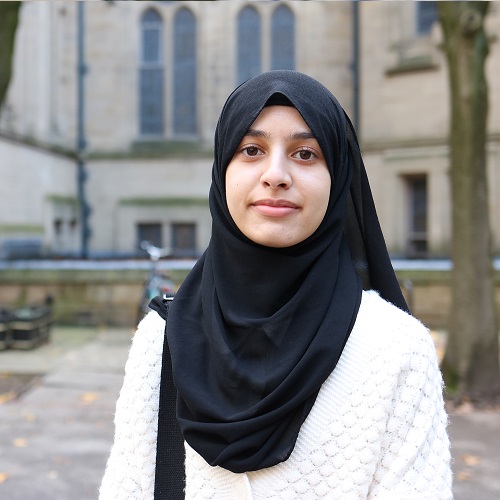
[
  {"left": 292, "top": 148, "right": 317, "bottom": 161},
  {"left": 241, "top": 146, "right": 262, "bottom": 157}
]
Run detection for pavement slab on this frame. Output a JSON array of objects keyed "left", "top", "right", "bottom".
[
  {"left": 448, "top": 408, "right": 500, "bottom": 499},
  {"left": 0, "top": 327, "right": 130, "bottom": 500}
]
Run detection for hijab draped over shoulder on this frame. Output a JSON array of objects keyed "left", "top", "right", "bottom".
[{"left": 161, "top": 71, "right": 407, "bottom": 473}]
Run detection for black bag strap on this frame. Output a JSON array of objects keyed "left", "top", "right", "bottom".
[{"left": 149, "top": 294, "right": 185, "bottom": 499}]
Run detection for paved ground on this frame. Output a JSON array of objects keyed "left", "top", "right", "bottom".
[
  {"left": 0, "top": 325, "right": 499, "bottom": 499},
  {"left": 449, "top": 406, "right": 500, "bottom": 499},
  {"left": 0, "top": 326, "right": 131, "bottom": 500}
]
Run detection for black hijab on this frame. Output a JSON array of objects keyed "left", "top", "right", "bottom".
[{"left": 163, "top": 71, "right": 408, "bottom": 474}]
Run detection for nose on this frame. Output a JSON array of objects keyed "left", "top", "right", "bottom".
[{"left": 260, "top": 151, "right": 292, "bottom": 189}]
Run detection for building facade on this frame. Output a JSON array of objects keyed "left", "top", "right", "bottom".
[{"left": 1, "top": 1, "right": 500, "bottom": 259}]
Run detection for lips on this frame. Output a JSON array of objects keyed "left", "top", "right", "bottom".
[{"left": 252, "top": 199, "right": 299, "bottom": 217}]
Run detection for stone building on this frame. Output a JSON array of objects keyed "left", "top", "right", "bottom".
[{"left": 1, "top": 1, "right": 499, "bottom": 259}]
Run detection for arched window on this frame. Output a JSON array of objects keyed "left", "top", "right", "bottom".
[
  {"left": 139, "top": 9, "right": 164, "bottom": 136},
  {"left": 416, "top": 1, "right": 437, "bottom": 36},
  {"left": 173, "top": 8, "right": 197, "bottom": 136},
  {"left": 271, "top": 5, "right": 295, "bottom": 71},
  {"left": 237, "top": 6, "right": 262, "bottom": 85}
]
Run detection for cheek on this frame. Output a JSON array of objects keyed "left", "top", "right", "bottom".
[
  {"left": 320, "top": 179, "right": 332, "bottom": 212},
  {"left": 308, "top": 175, "right": 331, "bottom": 232},
  {"left": 225, "top": 165, "right": 243, "bottom": 221},
  {"left": 310, "top": 172, "right": 331, "bottom": 214}
]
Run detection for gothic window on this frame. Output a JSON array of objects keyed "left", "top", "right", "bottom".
[
  {"left": 237, "top": 6, "right": 262, "bottom": 85},
  {"left": 271, "top": 5, "right": 295, "bottom": 70},
  {"left": 416, "top": 1, "right": 437, "bottom": 36},
  {"left": 173, "top": 8, "right": 197, "bottom": 136},
  {"left": 406, "top": 175, "right": 428, "bottom": 258},
  {"left": 139, "top": 9, "right": 164, "bottom": 136}
]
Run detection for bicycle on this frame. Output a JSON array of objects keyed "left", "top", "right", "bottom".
[{"left": 136, "top": 241, "right": 176, "bottom": 325}]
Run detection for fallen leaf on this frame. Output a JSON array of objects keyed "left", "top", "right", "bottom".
[
  {"left": 80, "top": 392, "right": 99, "bottom": 405},
  {"left": 457, "top": 470, "right": 471, "bottom": 481},
  {"left": 0, "top": 392, "right": 15, "bottom": 405},
  {"left": 0, "top": 472, "right": 9, "bottom": 483},
  {"left": 13, "top": 438, "right": 28, "bottom": 448},
  {"left": 455, "top": 401, "right": 475, "bottom": 414},
  {"left": 461, "top": 454, "right": 481, "bottom": 466}
]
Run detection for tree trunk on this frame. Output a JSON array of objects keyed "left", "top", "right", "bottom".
[
  {"left": 438, "top": 2, "right": 500, "bottom": 400},
  {"left": 0, "top": 1, "right": 20, "bottom": 106}
]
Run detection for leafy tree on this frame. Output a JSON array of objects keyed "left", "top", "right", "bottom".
[
  {"left": 438, "top": 1, "right": 500, "bottom": 400},
  {"left": 0, "top": 1, "right": 20, "bottom": 106}
]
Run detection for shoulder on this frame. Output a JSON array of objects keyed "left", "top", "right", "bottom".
[
  {"left": 136, "top": 308, "right": 167, "bottom": 337},
  {"left": 320, "top": 290, "right": 439, "bottom": 412},
  {"left": 358, "top": 290, "right": 432, "bottom": 345},
  {"left": 350, "top": 290, "right": 439, "bottom": 372},
  {"left": 124, "top": 311, "right": 166, "bottom": 379},
  {"left": 134, "top": 310, "right": 166, "bottom": 345},
  {"left": 358, "top": 289, "right": 425, "bottom": 332}
]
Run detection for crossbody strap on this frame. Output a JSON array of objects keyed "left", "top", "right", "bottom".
[{"left": 149, "top": 294, "right": 186, "bottom": 499}]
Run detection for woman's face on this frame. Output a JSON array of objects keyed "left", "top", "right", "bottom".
[{"left": 226, "top": 106, "right": 331, "bottom": 248}]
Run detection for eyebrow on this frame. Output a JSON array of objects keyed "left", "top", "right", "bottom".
[
  {"left": 245, "top": 128, "right": 317, "bottom": 142},
  {"left": 289, "top": 131, "right": 316, "bottom": 141},
  {"left": 245, "top": 128, "right": 270, "bottom": 139}
]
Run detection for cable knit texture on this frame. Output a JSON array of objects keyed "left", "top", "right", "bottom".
[{"left": 100, "top": 291, "right": 452, "bottom": 499}]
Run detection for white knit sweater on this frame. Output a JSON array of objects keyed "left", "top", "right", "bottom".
[{"left": 100, "top": 290, "right": 452, "bottom": 499}]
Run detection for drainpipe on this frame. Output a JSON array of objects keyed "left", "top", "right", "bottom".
[
  {"left": 352, "top": 0, "right": 360, "bottom": 138},
  {"left": 77, "top": 1, "right": 91, "bottom": 258}
]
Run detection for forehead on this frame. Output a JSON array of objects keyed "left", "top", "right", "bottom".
[{"left": 246, "top": 105, "right": 313, "bottom": 137}]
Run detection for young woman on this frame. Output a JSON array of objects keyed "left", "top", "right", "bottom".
[{"left": 100, "top": 71, "right": 452, "bottom": 499}]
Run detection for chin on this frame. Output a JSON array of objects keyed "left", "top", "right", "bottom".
[{"left": 246, "top": 232, "right": 299, "bottom": 248}]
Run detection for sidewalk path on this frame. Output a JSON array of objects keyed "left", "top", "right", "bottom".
[
  {"left": 0, "top": 326, "right": 131, "bottom": 500},
  {"left": 448, "top": 405, "right": 500, "bottom": 499},
  {"left": 0, "top": 325, "right": 499, "bottom": 499}
]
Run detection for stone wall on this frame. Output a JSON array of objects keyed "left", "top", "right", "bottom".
[
  {"left": 0, "top": 263, "right": 191, "bottom": 329},
  {"left": 1, "top": 263, "right": 500, "bottom": 330},
  {"left": 0, "top": 137, "right": 77, "bottom": 254}
]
